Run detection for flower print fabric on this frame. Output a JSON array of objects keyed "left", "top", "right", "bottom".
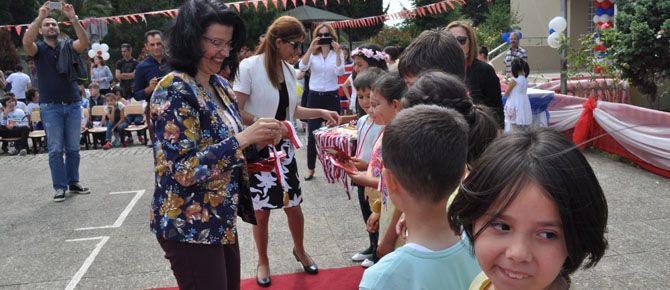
[
  {"left": 150, "top": 71, "right": 256, "bottom": 245},
  {"left": 365, "top": 132, "right": 386, "bottom": 204}
]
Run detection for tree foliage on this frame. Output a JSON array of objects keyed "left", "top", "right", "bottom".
[
  {"left": 606, "top": 0, "right": 670, "bottom": 102},
  {"left": 0, "top": 31, "right": 21, "bottom": 71},
  {"left": 400, "top": 0, "right": 463, "bottom": 32}
]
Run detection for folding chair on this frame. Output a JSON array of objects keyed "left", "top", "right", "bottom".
[
  {"left": 87, "top": 106, "right": 107, "bottom": 149},
  {"left": 123, "top": 104, "right": 148, "bottom": 145},
  {"left": 28, "top": 110, "right": 46, "bottom": 154}
]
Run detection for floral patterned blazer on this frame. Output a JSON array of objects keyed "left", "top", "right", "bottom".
[{"left": 150, "top": 71, "right": 256, "bottom": 245}]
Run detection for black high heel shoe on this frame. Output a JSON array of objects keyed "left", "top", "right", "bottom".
[
  {"left": 293, "top": 248, "right": 318, "bottom": 274},
  {"left": 256, "top": 264, "right": 271, "bottom": 287}
]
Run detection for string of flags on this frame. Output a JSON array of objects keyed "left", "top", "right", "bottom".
[
  {"left": 2, "top": 0, "right": 466, "bottom": 36},
  {"left": 314, "top": 0, "right": 466, "bottom": 29},
  {"left": 0, "top": 0, "right": 348, "bottom": 36}
]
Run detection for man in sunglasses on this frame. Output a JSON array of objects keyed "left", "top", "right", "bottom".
[{"left": 503, "top": 32, "right": 527, "bottom": 76}]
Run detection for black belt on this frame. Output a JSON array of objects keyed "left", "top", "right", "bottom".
[
  {"left": 312, "top": 90, "right": 339, "bottom": 96},
  {"left": 43, "top": 100, "right": 81, "bottom": 105}
]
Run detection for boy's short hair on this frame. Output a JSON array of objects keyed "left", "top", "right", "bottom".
[
  {"left": 383, "top": 104, "right": 469, "bottom": 203},
  {"left": 26, "top": 88, "right": 38, "bottom": 102},
  {"left": 398, "top": 29, "right": 466, "bottom": 81},
  {"left": 88, "top": 83, "right": 100, "bottom": 89},
  {"left": 353, "top": 67, "right": 385, "bottom": 90},
  {"left": 4, "top": 92, "right": 16, "bottom": 99}
]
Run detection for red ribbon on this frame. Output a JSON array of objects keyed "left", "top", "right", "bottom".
[
  {"left": 248, "top": 151, "right": 286, "bottom": 172},
  {"left": 573, "top": 95, "right": 597, "bottom": 149},
  {"left": 281, "top": 121, "right": 302, "bottom": 148}
]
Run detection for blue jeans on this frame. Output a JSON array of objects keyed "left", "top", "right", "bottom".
[
  {"left": 125, "top": 114, "right": 143, "bottom": 124},
  {"left": 40, "top": 103, "right": 82, "bottom": 191},
  {"left": 106, "top": 120, "right": 129, "bottom": 141}
]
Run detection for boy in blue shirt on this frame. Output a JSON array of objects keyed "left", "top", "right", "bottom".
[{"left": 359, "top": 105, "right": 481, "bottom": 290}]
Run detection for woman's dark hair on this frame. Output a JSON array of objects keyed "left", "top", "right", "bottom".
[
  {"left": 167, "top": 0, "right": 246, "bottom": 77},
  {"left": 511, "top": 57, "right": 529, "bottom": 78},
  {"left": 448, "top": 128, "right": 608, "bottom": 275},
  {"left": 0, "top": 96, "right": 11, "bottom": 106},
  {"left": 352, "top": 43, "right": 388, "bottom": 80},
  {"left": 220, "top": 56, "right": 239, "bottom": 81},
  {"left": 93, "top": 55, "right": 106, "bottom": 67},
  {"left": 401, "top": 71, "right": 499, "bottom": 164},
  {"left": 383, "top": 46, "right": 399, "bottom": 61},
  {"left": 479, "top": 45, "right": 488, "bottom": 58},
  {"left": 372, "top": 71, "right": 406, "bottom": 104},
  {"left": 112, "top": 86, "right": 124, "bottom": 98}
]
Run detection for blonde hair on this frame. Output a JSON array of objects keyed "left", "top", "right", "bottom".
[
  {"left": 311, "top": 23, "right": 338, "bottom": 56},
  {"left": 255, "top": 16, "right": 306, "bottom": 89},
  {"left": 446, "top": 21, "right": 478, "bottom": 65}
]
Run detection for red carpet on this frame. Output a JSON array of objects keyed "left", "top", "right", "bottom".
[{"left": 149, "top": 265, "right": 365, "bottom": 290}]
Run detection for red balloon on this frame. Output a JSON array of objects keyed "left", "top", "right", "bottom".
[
  {"left": 601, "top": 1, "right": 611, "bottom": 10},
  {"left": 97, "top": 51, "right": 102, "bottom": 55},
  {"left": 597, "top": 22, "right": 604, "bottom": 28},
  {"left": 594, "top": 65, "right": 602, "bottom": 74},
  {"left": 594, "top": 1, "right": 602, "bottom": 8}
]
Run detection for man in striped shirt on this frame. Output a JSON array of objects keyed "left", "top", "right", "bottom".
[{"left": 503, "top": 32, "right": 527, "bottom": 76}]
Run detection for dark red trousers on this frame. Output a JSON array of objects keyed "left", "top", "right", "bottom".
[{"left": 157, "top": 235, "right": 241, "bottom": 290}]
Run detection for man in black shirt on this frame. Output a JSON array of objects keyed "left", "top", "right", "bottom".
[{"left": 115, "top": 43, "right": 138, "bottom": 100}]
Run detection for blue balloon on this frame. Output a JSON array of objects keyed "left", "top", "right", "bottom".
[
  {"left": 594, "top": 32, "right": 599, "bottom": 38},
  {"left": 595, "top": 7, "right": 604, "bottom": 16},
  {"left": 517, "top": 31, "right": 522, "bottom": 39},
  {"left": 502, "top": 32, "right": 510, "bottom": 43},
  {"left": 606, "top": 7, "right": 614, "bottom": 16},
  {"left": 549, "top": 28, "right": 555, "bottom": 35}
]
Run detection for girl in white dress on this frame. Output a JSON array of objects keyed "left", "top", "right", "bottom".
[{"left": 503, "top": 58, "right": 532, "bottom": 132}]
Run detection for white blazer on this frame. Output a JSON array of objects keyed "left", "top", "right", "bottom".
[{"left": 234, "top": 54, "right": 298, "bottom": 122}]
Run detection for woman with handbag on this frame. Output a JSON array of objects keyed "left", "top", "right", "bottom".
[{"left": 234, "top": 16, "right": 339, "bottom": 287}]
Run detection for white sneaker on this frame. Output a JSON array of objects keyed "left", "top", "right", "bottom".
[
  {"left": 361, "top": 258, "right": 375, "bottom": 268},
  {"left": 352, "top": 252, "right": 373, "bottom": 262},
  {"left": 19, "top": 149, "right": 27, "bottom": 156}
]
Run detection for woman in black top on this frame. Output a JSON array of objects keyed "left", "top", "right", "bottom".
[{"left": 446, "top": 21, "right": 504, "bottom": 128}]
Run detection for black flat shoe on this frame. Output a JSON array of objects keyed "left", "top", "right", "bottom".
[
  {"left": 293, "top": 248, "right": 318, "bottom": 275},
  {"left": 303, "top": 173, "right": 314, "bottom": 181},
  {"left": 256, "top": 265, "right": 271, "bottom": 287}
]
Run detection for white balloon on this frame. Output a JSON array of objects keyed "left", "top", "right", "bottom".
[
  {"left": 609, "top": 0, "right": 615, "bottom": 3},
  {"left": 547, "top": 32, "right": 561, "bottom": 48},
  {"left": 101, "top": 43, "right": 109, "bottom": 52},
  {"left": 593, "top": 15, "right": 600, "bottom": 24},
  {"left": 88, "top": 50, "right": 96, "bottom": 58},
  {"left": 91, "top": 42, "right": 101, "bottom": 51},
  {"left": 600, "top": 15, "right": 610, "bottom": 23},
  {"left": 595, "top": 37, "right": 603, "bottom": 45},
  {"left": 102, "top": 52, "right": 110, "bottom": 60},
  {"left": 596, "top": 0, "right": 604, "bottom": 2},
  {"left": 549, "top": 17, "right": 567, "bottom": 33}
]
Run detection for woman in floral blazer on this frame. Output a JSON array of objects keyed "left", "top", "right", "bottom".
[{"left": 149, "top": 1, "right": 282, "bottom": 289}]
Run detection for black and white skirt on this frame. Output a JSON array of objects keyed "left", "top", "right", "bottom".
[{"left": 250, "top": 139, "right": 302, "bottom": 210}]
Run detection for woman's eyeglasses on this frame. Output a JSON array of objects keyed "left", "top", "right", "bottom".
[
  {"left": 284, "top": 39, "right": 302, "bottom": 50},
  {"left": 456, "top": 36, "right": 468, "bottom": 45},
  {"left": 316, "top": 33, "right": 330, "bottom": 37},
  {"left": 202, "top": 36, "right": 235, "bottom": 51}
]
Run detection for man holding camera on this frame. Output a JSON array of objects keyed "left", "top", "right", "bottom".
[{"left": 23, "top": 1, "right": 90, "bottom": 202}]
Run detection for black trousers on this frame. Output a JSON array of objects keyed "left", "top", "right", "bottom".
[
  {"left": 357, "top": 185, "right": 379, "bottom": 252},
  {"left": 306, "top": 90, "right": 341, "bottom": 170},
  {"left": 0, "top": 125, "right": 30, "bottom": 151},
  {"left": 157, "top": 235, "right": 241, "bottom": 290}
]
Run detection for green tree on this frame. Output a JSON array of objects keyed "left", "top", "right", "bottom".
[{"left": 606, "top": 0, "right": 670, "bottom": 105}]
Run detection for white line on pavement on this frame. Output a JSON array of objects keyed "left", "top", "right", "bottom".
[
  {"left": 64, "top": 236, "right": 110, "bottom": 290},
  {"left": 75, "top": 190, "right": 145, "bottom": 231}
]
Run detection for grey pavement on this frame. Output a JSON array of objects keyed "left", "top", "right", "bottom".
[{"left": 0, "top": 133, "right": 669, "bottom": 290}]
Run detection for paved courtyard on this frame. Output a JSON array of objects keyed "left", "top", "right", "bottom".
[{"left": 0, "top": 132, "right": 669, "bottom": 290}]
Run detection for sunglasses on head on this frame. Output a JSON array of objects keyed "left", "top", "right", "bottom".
[
  {"left": 317, "top": 32, "right": 330, "bottom": 37},
  {"left": 456, "top": 36, "right": 468, "bottom": 45},
  {"left": 284, "top": 39, "right": 302, "bottom": 49}
]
